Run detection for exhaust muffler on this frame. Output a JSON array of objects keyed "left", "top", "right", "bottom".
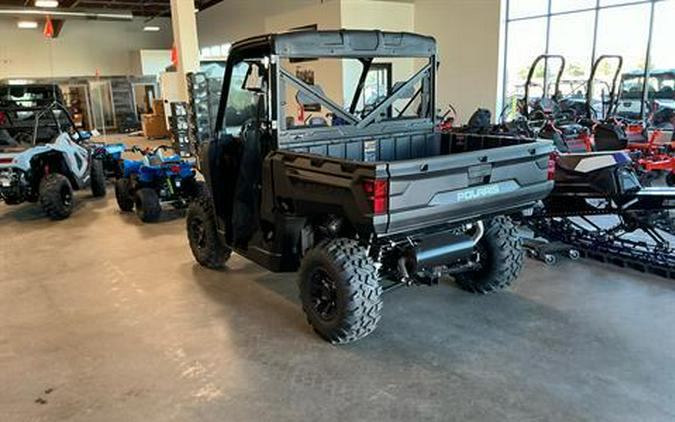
[{"left": 399, "top": 222, "right": 484, "bottom": 279}]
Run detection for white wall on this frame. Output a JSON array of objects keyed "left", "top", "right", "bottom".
[
  {"left": 139, "top": 49, "right": 172, "bottom": 76},
  {"left": 197, "top": 0, "right": 326, "bottom": 47},
  {"left": 415, "top": 0, "right": 502, "bottom": 122},
  {"left": 0, "top": 18, "right": 172, "bottom": 79}
]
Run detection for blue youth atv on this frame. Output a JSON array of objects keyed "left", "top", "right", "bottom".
[
  {"left": 114, "top": 145, "right": 203, "bottom": 222},
  {"left": 91, "top": 142, "right": 126, "bottom": 179}
]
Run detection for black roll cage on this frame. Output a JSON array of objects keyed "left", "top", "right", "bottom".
[
  {"left": 0, "top": 101, "right": 80, "bottom": 145},
  {"left": 586, "top": 55, "right": 623, "bottom": 120},
  {"left": 214, "top": 30, "right": 437, "bottom": 147},
  {"left": 522, "top": 54, "right": 566, "bottom": 119}
]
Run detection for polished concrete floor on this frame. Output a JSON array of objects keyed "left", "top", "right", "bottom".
[{"left": 1, "top": 168, "right": 674, "bottom": 421}]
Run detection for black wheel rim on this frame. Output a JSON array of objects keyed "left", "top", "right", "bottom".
[
  {"left": 60, "top": 184, "right": 72, "bottom": 207},
  {"left": 309, "top": 268, "right": 338, "bottom": 321},
  {"left": 189, "top": 217, "right": 206, "bottom": 250}
]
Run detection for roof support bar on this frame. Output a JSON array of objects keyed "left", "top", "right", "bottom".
[
  {"left": 356, "top": 62, "right": 432, "bottom": 129},
  {"left": 279, "top": 67, "right": 359, "bottom": 125}
]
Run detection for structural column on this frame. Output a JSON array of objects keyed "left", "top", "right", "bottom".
[{"left": 170, "top": 0, "right": 200, "bottom": 101}]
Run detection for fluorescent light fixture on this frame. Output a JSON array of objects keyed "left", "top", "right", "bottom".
[
  {"left": 143, "top": 25, "right": 160, "bottom": 32},
  {"left": 17, "top": 20, "right": 38, "bottom": 29},
  {"left": 35, "top": 0, "right": 59, "bottom": 7}
]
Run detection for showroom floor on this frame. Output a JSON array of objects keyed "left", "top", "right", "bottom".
[{"left": 1, "top": 142, "right": 674, "bottom": 422}]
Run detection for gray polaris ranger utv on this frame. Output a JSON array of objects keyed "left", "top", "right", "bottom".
[{"left": 186, "top": 30, "right": 555, "bottom": 343}]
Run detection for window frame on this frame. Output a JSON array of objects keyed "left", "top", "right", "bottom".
[{"left": 500, "top": 0, "right": 671, "bottom": 120}]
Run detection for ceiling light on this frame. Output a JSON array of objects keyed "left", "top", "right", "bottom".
[
  {"left": 17, "top": 20, "right": 38, "bottom": 29},
  {"left": 143, "top": 25, "right": 160, "bottom": 32},
  {"left": 35, "top": 0, "right": 59, "bottom": 7}
]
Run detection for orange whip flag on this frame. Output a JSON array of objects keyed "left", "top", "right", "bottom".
[
  {"left": 43, "top": 16, "right": 54, "bottom": 38},
  {"left": 171, "top": 43, "right": 179, "bottom": 66}
]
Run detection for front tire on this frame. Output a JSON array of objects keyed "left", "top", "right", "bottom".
[
  {"left": 90, "top": 159, "right": 106, "bottom": 197},
  {"left": 186, "top": 195, "right": 231, "bottom": 268},
  {"left": 39, "top": 173, "right": 74, "bottom": 220},
  {"left": 454, "top": 216, "right": 523, "bottom": 294},
  {"left": 298, "top": 238, "right": 383, "bottom": 344},
  {"left": 134, "top": 188, "right": 161, "bottom": 222},
  {"left": 114, "top": 178, "right": 134, "bottom": 212}
]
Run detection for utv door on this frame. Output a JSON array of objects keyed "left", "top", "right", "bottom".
[{"left": 206, "top": 59, "right": 269, "bottom": 249}]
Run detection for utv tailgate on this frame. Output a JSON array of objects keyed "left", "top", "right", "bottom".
[{"left": 381, "top": 138, "right": 554, "bottom": 235}]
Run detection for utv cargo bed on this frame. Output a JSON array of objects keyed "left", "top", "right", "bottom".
[{"left": 269, "top": 132, "right": 554, "bottom": 236}]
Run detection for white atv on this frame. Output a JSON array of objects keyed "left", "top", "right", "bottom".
[{"left": 0, "top": 102, "right": 106, "bottom": 220}]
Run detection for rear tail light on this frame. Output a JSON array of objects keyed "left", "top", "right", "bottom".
[
  {"left": 0, "top": 157, "right": 13, "bottom": 164},
  {"left": 547, "top": 152, "right": 558, "bottom": 181},
  {"left": 363, "top": 179, "right": 389, "bottom": 215},
  {"left": 170, "top": 165, "right": 181, "bottom": 174}
]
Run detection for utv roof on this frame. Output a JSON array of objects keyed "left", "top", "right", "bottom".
[
  {"left": 230, "top": 29, "right": 436, "bottom": 59},
  {"left": 623, "top": 68, "right": 675, "bottom": 77}
]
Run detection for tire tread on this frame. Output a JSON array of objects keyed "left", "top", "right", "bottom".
[
  {"left": 455, "top": 216, "right": 523, "bottom": 294},
  {"left": 299, "top": 238, "right": 383, "bottom": 344}
]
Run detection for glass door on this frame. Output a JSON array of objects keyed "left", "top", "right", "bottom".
[{"left": 89, "top": 80, "right": 116, "bottom": 131}]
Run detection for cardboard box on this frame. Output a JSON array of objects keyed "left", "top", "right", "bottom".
[
  {"left": 142, "top": 114, "right": 169, "bottom": 139},
  {"left": 152, "top": 99, "right": 165, "bottom": 116}
]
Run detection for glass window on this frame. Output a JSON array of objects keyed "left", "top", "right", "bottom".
[
  {"left": 650, "top": 0, "right": 675, "bottom": 70},
  {"left": 223, "top": 61, "right": 262, "bottom": 136},
  {"left": 548, "top": 11, "right": 595, "bottom": 98},
  {"left": 501, "top": 0, "right": 659, "bottom": 121},
  {"left": 503, "top": 17, "right": 548, "bottom": 112},
  {"left": 596, "top": 3, "right": 650, "bottom": 116},
  {"left": 647, "top": 0, "right": 675, "bottom": 128},
  {"left": 551, "top": 0, "right": 596, "bottom": 14},
  {"left": 508, "top": 0, "right": 548, "bottom": 19}
]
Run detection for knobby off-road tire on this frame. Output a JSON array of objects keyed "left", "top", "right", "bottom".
[
  {"left": 134, "top": 188, "right": 161, "bottom": 222},
  {"left": 186, "top": 195, "right": 231, "bottom": 269},
  {"left": 298, "top": 238, "right": 383, "bottom": 344},
  {"left": 114, "top": 178, "right": 134, "bottom": 212},
  {"left": 39, "top": 173, "right": 74, "bottom": 220},
  {"left": 454, "top": 216, "right": 523, "bottom": 294},
  {"left": 90, "top": 159, "right": 107, "bottom": 198}
]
